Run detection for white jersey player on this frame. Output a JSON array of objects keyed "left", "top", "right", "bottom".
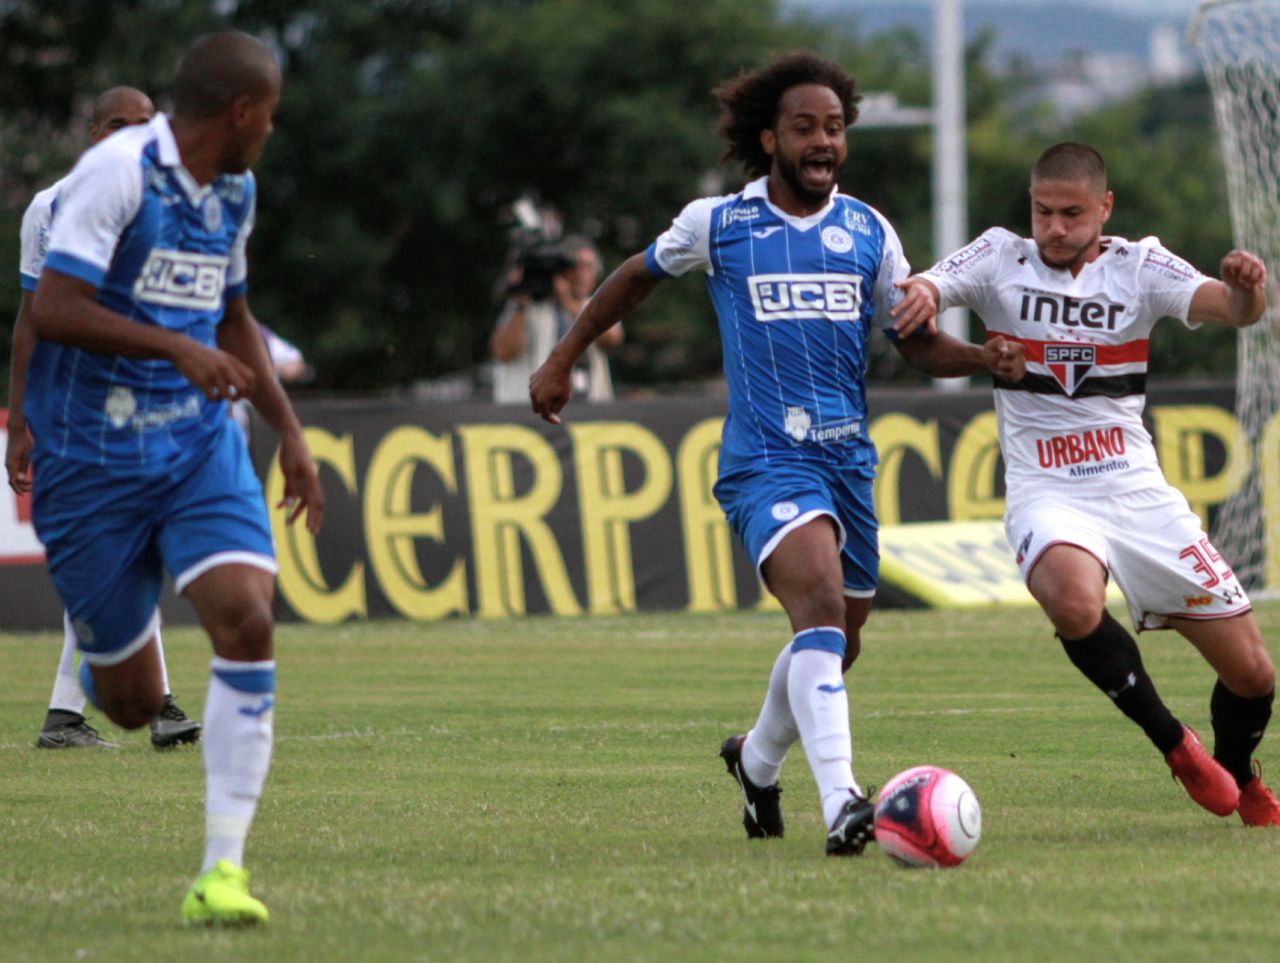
[
  {"left": 7, "top": 86, "right": 200, "bottom": 751},
  {"left": 897, "top": 142, "right": 1280, "bottom": 827}
]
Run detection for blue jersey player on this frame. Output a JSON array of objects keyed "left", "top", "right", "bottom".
[
  {"left": 531, "top": 52, "right": 1025, "bottom": 855},
  {"left": 27, "top": 32, "right": 324, "bottom": 924},
  {"left": 9, "top": 85, "right": 201, "bottom": 751}
]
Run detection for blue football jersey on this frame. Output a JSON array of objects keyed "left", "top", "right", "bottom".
[
  {"left": 26, "top": 113, "right": 254, "bottom": 477},
  {"left": 645, "top": 176, "right": 908, "bottom": 468}
]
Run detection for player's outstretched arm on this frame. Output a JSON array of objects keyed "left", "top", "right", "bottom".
[
  {"left": 894, "top": 330, "right": 1026, "bottom": 382},
  {"left": 5, "top": 293, "right": 36, "bottom": 495},
  {"left": 31, "top": 269, "right": 256, "bottom": 401},
  {"left": 1188, "top": 250, "right": 1268, "bottom": 328},
  {"left": 219, "top": 296, "right": 325, "bottom": 533},
  {"left": 530, "top": 252, "right": 658, "bottom": 424}
]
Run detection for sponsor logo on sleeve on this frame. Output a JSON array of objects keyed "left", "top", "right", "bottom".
[
  {"left": 748, "top": 273, "right": 863, "bottom": 321},
  {"left": 133, "top": 248, "right": 228, "bottom": 310},
  {"left": 1142, "top": 249, "right": 1200, "bottom": 282},
  {"left": 936, "top": 237, "right": 994, "bottom": 274}
]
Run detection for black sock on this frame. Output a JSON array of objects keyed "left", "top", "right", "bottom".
[
  {"left": 1059, "top": 610, "right": 1184, "bottom": 755},
  {"left": 1211, "top": 680, "right": 1274, "bottom": 787}
]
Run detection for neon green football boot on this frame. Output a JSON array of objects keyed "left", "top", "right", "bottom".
[{"left": 181, "top": 859, "right": 270, "bottom": 926}]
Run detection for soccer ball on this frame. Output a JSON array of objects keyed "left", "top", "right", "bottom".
[{"left": 873, "top": 765, "right": 981, "bottom": 868}]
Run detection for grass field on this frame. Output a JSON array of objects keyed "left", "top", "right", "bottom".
[{"left": 3, "top": 602, "right": 1280, "bottom": 963}]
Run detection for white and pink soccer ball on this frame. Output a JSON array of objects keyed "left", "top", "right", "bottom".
[{"left": 873, "top": 765, "right": 982, "bottom": 868}]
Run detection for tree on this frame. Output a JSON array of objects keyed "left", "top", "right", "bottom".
[{"left": 0, "top": 1, "right": 1244, "bottom": 398}]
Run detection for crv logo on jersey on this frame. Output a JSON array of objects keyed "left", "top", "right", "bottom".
[
  {"left": 133, "top": 249, "right": 228, "bottom": 310},
  {"left": 748, "top": 273, "right": 863, "bottom": 322}
]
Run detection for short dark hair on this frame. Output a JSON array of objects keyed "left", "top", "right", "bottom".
[
  {"left": 1032, "top": 143, "right": 1107, "bottom": 189},
  {"left": 713, "top": 52, "right": 861, "bottom": 179},
  {"left": 91, "top": 86, "right": 150, "bottom": 126},
  {"left": 173, "top": 30, "right": 279, "bottom": 119}
]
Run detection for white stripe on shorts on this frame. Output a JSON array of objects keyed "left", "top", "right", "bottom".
[{"left": 174, "top": 551, "right": 278, "bottom": 594}]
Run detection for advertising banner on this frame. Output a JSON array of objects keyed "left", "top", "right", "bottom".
[{"left": 0, "top": 383, "right": 1247, "bottom": 629}]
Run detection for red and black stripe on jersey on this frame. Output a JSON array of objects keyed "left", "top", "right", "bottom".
[{"left": 988, "top": 332, "right": 1148, "bottom": 399}]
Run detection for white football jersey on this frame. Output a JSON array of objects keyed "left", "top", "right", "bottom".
[
  {"left": 18, "top": 177, "right": 68, "bottom": 291},
  {"left": 922, "top": 227, "right": 1210, "bottom": 494}
]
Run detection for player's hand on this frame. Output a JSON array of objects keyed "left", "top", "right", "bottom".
[
  {"left": 529, "top": 356, "right": 573, "bottom": 425},
  {"left": 1221, "top": 250, "right": 1267, "bottom": 292},
  {"left": 983, "top": 335, "right": 1026, "bottom": 382},
  {"left": 890, "top": 277, "right": 940, "bottom": 337},
  {"left": 275, "top": 429, "right": 325, "bottom": 533},
  {"left": 5, "top": 422, "right": 33, "bottom": 495},
  {"left": 172, "top": 341, "right": 256, "bottom": 403}
]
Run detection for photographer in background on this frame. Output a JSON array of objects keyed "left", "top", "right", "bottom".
[{"left": 490, "top": 215, "right": 622, "bottom": 403}]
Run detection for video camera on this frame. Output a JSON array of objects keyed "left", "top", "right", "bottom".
[{"left": 503, "top": 197, "right": 575, "bottom": 302}]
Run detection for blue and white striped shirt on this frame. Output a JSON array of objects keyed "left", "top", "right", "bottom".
[
  {"left": 25, "top": 113, "right": 255, "bottom": 477},
  {"left": 645, "top": 176, "right": 909, "bottom": 469}
]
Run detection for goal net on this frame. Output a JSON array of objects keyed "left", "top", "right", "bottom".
[{"left": 1190, "top": 0, "right": 1280, "bottom": 591}]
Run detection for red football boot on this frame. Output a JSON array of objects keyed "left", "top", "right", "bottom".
[
  {"left": 1165, "top": 725, "right": 1239, "bottom": 816},
  {"left": 1238, "top": 763, "right": 1280, "bottom": 827}
]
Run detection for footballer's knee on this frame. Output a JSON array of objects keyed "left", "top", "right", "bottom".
[
  {"left": 207, "top": 596, "right": 275, "bottom": 662},
  {"left": 784, "top": 587, "right": 847, "bottom": 636},
  {"left": 1041, "top": 593, "right": 1106, "bottom": 641},
  {"left": 1223, "top": 647, "right": 1276, "bottom": 699}
]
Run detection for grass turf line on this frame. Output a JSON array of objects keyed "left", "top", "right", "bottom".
[{"left": 2, "top": 604, "right": 1279, "bottom": 962}]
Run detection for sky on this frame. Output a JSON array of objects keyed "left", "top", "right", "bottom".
[{"left": 838, "top": 0, "right": 1201, "bottom": 11}]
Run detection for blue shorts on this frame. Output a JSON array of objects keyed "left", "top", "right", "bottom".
[
  {"left": 32, "top": 421, "right": 276, "bottom": 665},
  {"left": 713, "top": 458, "right": 878, "bottom": 596}
]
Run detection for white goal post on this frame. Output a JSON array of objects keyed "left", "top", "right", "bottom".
[{"left": 1190, "top": 0, "right": 1280, "bottom": 591}]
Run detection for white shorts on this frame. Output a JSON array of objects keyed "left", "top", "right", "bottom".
[{"left": 1004, "top": 483, "right": 1251, "bottom": 632}]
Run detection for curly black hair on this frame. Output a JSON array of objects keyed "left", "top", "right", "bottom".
[{"left": 713, "top": 52, "right": 861, "bottom": 179}]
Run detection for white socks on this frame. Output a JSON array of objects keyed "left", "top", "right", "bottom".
[
  {"left": 202, "top": 658, "right": 275, "bottom": 872},
  {"left": 154, "top": 631, "right": 171, "bottom": 695},
  {"left": 48, "top": 613, "right": 86, "bottom": 715},
  {"left": 741, "top": 643, "right": 798, "bottom": 788},
  {"left": 786, "top": 630, "right": 860, "bottom": 828}
]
